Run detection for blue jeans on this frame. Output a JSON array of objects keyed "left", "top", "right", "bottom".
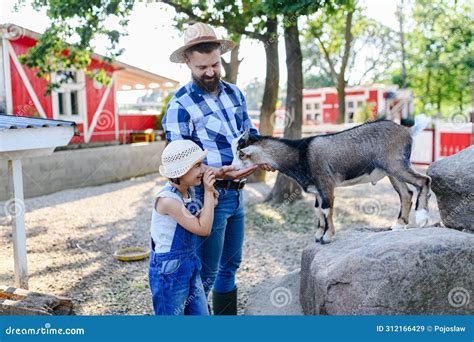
[
  {"left": 148, "top": 248, "right": 209, "bottom": 315},
  {"left": 194, "top": 187, "right": 245, "bottom": 295}
]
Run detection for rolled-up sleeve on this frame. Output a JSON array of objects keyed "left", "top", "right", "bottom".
[{"left": 162, "top": 98, "right": 193, "bottom": 142}]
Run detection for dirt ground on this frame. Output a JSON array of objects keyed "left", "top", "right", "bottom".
[{"left": 0, "top": 167, "right": 440, "bottom": 315}]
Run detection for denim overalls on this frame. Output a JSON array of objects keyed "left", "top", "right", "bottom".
[{"left": 148, "top": 182, "right": 209, "bottom": 315}]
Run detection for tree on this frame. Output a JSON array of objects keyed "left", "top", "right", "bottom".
[
  {"left": 304, "top": 1, "right": 357, "bottom": 124},
  {"left": 303, "top": 13, "right": 398, "bottom": 90},
  {"left": 242, "top": 78, "right": 265, "bottom": 110},
  {"left": 162, "top": 0, "right": 280, "bottom": 182},
  {"left": 16, "top": 0, "right": 134, "bottom": 93},
  {"left": 396, "top": 0, "right": 408, "bottom": 89},
  {"left": 262, "top": 0, "right": 343, "bottom": 204},
  {"left": 406, "top": 0, "right": 473, "bottom": 116}
]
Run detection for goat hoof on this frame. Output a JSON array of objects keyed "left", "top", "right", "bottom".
[
  {"left": 415, "top": 209, "right": 429, "bottom": 227},
  {"left": 320, "top": 236, "right": 332, "bottom": 244},
  {"left": 391, "top": 222, "right": 407, "bottom": 230},
  {"left": 314, "top": 229, "right": 324, "bottom": 243}
]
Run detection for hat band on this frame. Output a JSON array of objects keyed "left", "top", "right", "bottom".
[{"left": 186, "top": 36, "right": 220, "bottom": 45}]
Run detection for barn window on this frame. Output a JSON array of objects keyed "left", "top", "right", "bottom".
[{"left": 52, "top": 70, "right": 86, "bottom": 122}]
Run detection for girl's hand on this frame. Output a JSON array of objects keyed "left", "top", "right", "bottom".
[
  {"left": 203, "top": 169, "right": 216, "bottom": 192},
  {"left": 213, "top": 189, "right": 219, "bottom": 207}
]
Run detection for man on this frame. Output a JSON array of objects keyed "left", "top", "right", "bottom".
[{"left": 162, "top": 22, "right": 274, "bottom": 315}]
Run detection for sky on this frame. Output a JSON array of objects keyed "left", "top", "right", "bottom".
[{"left": 0, "top": 0, "right": 400, "bottom": 89}]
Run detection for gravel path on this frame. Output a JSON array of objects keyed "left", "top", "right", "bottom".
[{"left": 0, "top": 168, "right": 439, "bottom": 315}]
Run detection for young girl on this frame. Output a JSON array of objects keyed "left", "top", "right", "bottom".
[{"left": 149, "top": 140, "right": 218, "bottom": 315}]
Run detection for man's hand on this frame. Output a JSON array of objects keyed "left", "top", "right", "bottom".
[
  {"left": 259, "top": 163, "right": 276, "bottom": 172},
  {"left": 213, "top": 165, "right": 258, "bottom": 180}
]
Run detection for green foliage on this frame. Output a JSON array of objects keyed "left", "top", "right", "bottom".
[
  {"left": 156, "top": 93, "right": 174, "bottom": 131},
  {"left": 242, "top": 78, "right": 265, "bottom": 110},
  {"left": 353, "top": 103, "right": 374, "bottom": 123},
  {"left": 16, "top": 0, "right": 134, "bottom": 94},
  {"left": 303, "top": 2, "right": 398, "bottom": 86},
  {"left": 401, "top": 0, "right": 473, "bottom": 115},
  {"left": 304, "top": 73, "right": 334, "bottom": 88}
]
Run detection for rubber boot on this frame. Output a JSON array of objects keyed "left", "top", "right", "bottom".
[{"left": 212, "top": 288, "right": 237, "bottom": 315}]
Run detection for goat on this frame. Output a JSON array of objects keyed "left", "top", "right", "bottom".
[{"left": 232, "top": 117, "right": 432, "bottom": 244}]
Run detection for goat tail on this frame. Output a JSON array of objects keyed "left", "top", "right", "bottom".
[{"left": 410, "top": 114, "right": 431, "bottom": 136}]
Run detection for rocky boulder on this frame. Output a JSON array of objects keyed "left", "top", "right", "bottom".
[
  {"left": 427, "top": 146, "right": 474, "bottom": 231},
  {"left": 300, "top": 228, "right": 473, "bottom": 315}
]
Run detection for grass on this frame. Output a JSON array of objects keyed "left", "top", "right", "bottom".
[{"left": 245, "top": 200, "right": 315, "bottom": 234}]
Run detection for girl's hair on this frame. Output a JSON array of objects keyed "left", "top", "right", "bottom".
[{"left": 169, "top": 178, "right": 180, "bottom": 185}]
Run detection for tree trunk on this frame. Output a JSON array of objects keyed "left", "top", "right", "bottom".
[
  {"left": 436, "top": 86, "right": 442, "bottom": 116},
  {"left": 336, "top": 78, "right": 346, "bottom": 123},
  {"left": 336, "top": 9, "right": 354, "bottom": 124},
  {"left": 265, "top": 19, "right": 304, "bottom": 205},
  {"left": 398, "top": 0, "right": 407, "bottom": 89},
  {"left": 221, "top": 43, "right": 242, "bottom": 84},
  {"left": 248, "top": 18, "right": 279, "bottom": 183},
  {"left": 258, "top": 18, "right": 279, "bottom": 137}
]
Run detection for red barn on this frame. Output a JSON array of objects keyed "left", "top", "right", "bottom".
[
  {"left": 0, "top": 24, "right": 179, "bottom": 145},
  {"left": 303, "top": 85, "right": 413, "bottom": 124}
]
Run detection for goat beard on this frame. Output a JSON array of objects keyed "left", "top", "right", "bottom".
[{"left": 192, "top": 73, "right": 221, "bottom": 93}]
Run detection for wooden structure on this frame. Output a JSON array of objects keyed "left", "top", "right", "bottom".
[{"left": 0, "top": 114, "right": 76, "bottom": 289}]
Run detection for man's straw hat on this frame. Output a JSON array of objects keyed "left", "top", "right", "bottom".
[{"left": 170, "top": 22, "right": 236, "bottom": 63}]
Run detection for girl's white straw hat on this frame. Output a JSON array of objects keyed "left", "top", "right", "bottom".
[{"left": 159, "top": 140, "right": 208, "bottom": 178}]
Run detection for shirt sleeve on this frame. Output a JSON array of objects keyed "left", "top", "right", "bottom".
[
  {"left": 162, "top": 98, "right": 193, "bottom": 142},
  {"left": 238, "top": 89, "right": 260, "bottom": 136}
]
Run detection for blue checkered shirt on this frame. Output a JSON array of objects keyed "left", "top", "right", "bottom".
[{"left": 162, "top": 80, "right": 259, "bottom": 167}]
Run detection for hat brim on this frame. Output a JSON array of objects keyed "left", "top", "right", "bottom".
[
  {"left": 170, "top": 39, "right": 236, "bottom": 63},
  {"left": 159, "top": 149, "right": 208, "bottom": 178}
]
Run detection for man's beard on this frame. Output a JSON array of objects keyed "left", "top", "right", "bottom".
[{"left": 192, "top": 73, "right": 221, "bottom": 93}]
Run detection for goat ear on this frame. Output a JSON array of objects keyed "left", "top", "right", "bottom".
[{"left": 243, "top": 126, "right": 250, "bottom": 143}]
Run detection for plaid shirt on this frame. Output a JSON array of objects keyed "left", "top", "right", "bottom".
[{"left": 162, "top": 80, "right": 259, "bottom": 167}]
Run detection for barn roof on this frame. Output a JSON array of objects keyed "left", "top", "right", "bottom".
[
  {"left": 0, "top": 114, "right": 77, "bottom": 132},
  {"left": 0, "top": 23, "right": 180, "bottom": 90}
]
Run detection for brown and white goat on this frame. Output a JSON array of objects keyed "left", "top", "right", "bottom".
[{"left": 232, "top": 117, "right": 432, "bottom": 244}]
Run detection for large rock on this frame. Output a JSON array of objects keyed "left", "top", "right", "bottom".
[
  {"left": 245, "top": 269, "right": 303, "bottom": 315},
  {"left": 300, "top": 228, "right": 473, "bottom": 315},
  {"left": 427, "top": 146, "right": 474, "bottom": 231}
]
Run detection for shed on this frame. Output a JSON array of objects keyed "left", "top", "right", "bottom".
[{"left": 0, "top": 114, "right": 77, "bottom": 289}]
